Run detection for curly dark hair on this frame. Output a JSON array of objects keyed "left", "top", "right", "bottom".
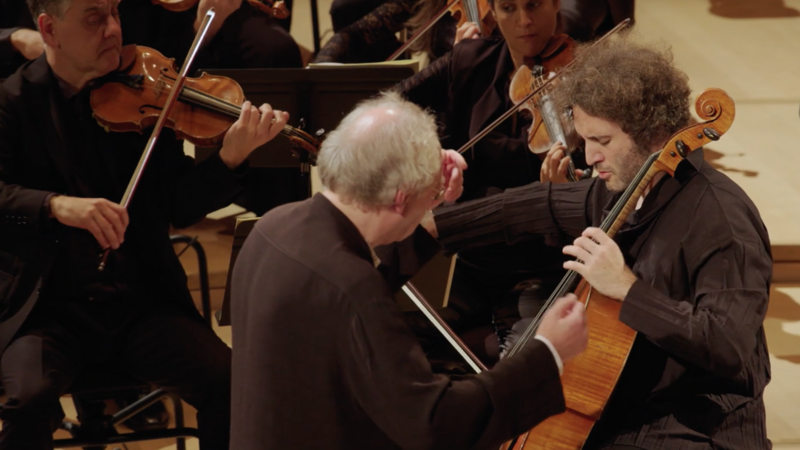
[{"left": 554, "top": 37, "right": 692, "bottom": 151}]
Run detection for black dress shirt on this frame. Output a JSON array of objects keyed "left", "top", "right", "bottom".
[
  {"left": 433, "top": 149, "right": 772, "bottom": 450},
  {"left": 230, "top": 193, "right": 567, "bottom": 449}
]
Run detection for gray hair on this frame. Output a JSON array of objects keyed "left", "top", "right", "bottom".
[
  {"left": 318, "top": 91, "right": 442, "bottom": 209},
  {"left": 27, "top": 0, "right": 69, "bottom": 20}
]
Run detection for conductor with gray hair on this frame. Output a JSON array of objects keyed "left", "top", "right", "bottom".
[{"left": 230, "top": 92, "right": 589, "bottom": 449}]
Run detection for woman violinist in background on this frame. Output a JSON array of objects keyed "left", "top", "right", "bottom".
[{"left": 395, "top": 0, "right": 590, "bottom": 372}]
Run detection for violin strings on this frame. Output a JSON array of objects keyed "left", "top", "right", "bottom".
[{"left": 123, "top": 80, "right": 316, "bottom": 144}]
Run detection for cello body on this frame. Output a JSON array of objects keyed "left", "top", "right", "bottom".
[{"left": 504, "top": 279, "right": 636, "bottom": 450}]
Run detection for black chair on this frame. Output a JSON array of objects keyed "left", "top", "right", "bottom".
[{"left": 49, "top": 234, "right": 213, "bottom": 449}]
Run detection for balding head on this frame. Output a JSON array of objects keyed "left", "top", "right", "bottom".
[{"left": 318, "top": 92, "right": 442, "bottom": 210}]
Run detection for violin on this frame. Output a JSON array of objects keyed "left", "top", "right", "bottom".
[
  {"left": 90, "top": 45, "right": 319, "bottom": 155},
  {"left": 448, "top": 0, "right": 495, "bottom": 36},
  {"left": 387, "top": 0, "right": 494, "bottom": 61},
  {"left": 499, "top": 87, "right": 735, "bottom": 450},
  {"left": 152, "top": 0, "right": 289, "bottom": 19},
  {"left": 509, "top": 34, "right": 579, "bottom": 180}
]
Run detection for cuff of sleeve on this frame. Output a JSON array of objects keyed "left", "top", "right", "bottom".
[
  {"left": 619, "top": 278, "right": 676, "bottom": 334},
  {"left": 40, "top": 192, "right": 57, "bottom": 222},
  {"left": 534, "top": 335, "right": 563, "bottom": 375}
]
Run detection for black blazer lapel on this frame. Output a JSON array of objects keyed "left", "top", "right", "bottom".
[{"left": 22, "top": 57, "right": 77, "bottom": 192}]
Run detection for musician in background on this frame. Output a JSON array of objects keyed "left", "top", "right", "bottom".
[
  {"left": 395, "top": 0, "right": 580, "bottom": 369},
  {"left": 0, "top": 0, "right": 41, "bottom": 79},
  {"left": 119, "top": 0, "right": 302, "bottom": 69},
  {"left": 230, "top": 91, "right": 588, "bottom": 448},
  {"left": 428, "top": 37, "right": 771, "bottom": 449},
  {"left": 0, "top": 0, "right": 288, "bottom": 447},
  {"left": 316, "top": 0, "right": 458, "bottom": 64},
  {"left": 558, "top": 0, "right": 634, "bottom": 41}
]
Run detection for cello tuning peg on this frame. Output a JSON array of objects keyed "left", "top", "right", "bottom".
[{"left": 702, "top": 127, "right": 720, "bottom": 141}]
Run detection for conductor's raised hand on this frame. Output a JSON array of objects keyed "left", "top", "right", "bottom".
[
  {"left": 50, "top": 196, "right": 129, "bottom": 250},
  {"left": 439, "top": 149, "right": 467, "bottom": 204},
  {"left": 535, "top": 294, "right": 588, "bottom": 362},
  {"left": 220, "top": 101, "right": 289, "bottom": 169}
]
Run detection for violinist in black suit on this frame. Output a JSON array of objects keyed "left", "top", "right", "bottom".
[
  {"left": 0, "top": 0, "right": 288, "bottom": 448},
  {"left": 396, "top": 0, "right": 581, "bottom": 368}
]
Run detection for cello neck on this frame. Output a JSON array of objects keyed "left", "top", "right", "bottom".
[{"left": 504, "top": 151, "right": 663, "bottom": 359}]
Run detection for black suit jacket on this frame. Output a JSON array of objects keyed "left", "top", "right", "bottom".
[
  {"left": 230, "top": 194, "right": 566, "bottom": 449},
  {"left": 0, "top": 56, "right": 247, "bottom": 353}
]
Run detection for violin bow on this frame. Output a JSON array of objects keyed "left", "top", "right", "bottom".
[
  {"left": 386, "top": 0, "right": 461, "bottom": 62},
  {"left": 456, "top": 18, "right": 632, "bottom": 155},
  {"left": 98, "top": 9, "right": 217, "bottom": 271}
]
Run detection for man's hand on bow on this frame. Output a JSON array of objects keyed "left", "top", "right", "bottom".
[{"left": 195, "top": 0, "right": 243, "bottom": 40}]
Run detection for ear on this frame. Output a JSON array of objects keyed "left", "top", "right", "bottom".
[
  {"left": 38, "top": 14, "right": 59, "bottom": 49},
  {"left": 392, "top": 190, "right": 407, "bottom": 215}
]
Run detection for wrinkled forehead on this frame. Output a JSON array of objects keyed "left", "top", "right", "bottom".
[{"left": 571, "top": 105, "right": 626, "bottom": 139}]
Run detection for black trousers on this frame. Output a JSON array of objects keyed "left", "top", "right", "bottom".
[{"left": 0, "top": 294, "right": 231, "bottom": 450}]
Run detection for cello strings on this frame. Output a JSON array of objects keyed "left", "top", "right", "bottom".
[{"left": 504, "top": 151, "right": 662, "bottom": 359}]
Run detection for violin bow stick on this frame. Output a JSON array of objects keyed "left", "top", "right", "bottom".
[
  {"left": 456, "top": 18, "right": 631, "bottom": 155},
  {"left": 386, "top": 0, "right": 461, "bottom": 62},
  {"left": 98, "top": 9, "right": 218, "bottom": 271}
]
